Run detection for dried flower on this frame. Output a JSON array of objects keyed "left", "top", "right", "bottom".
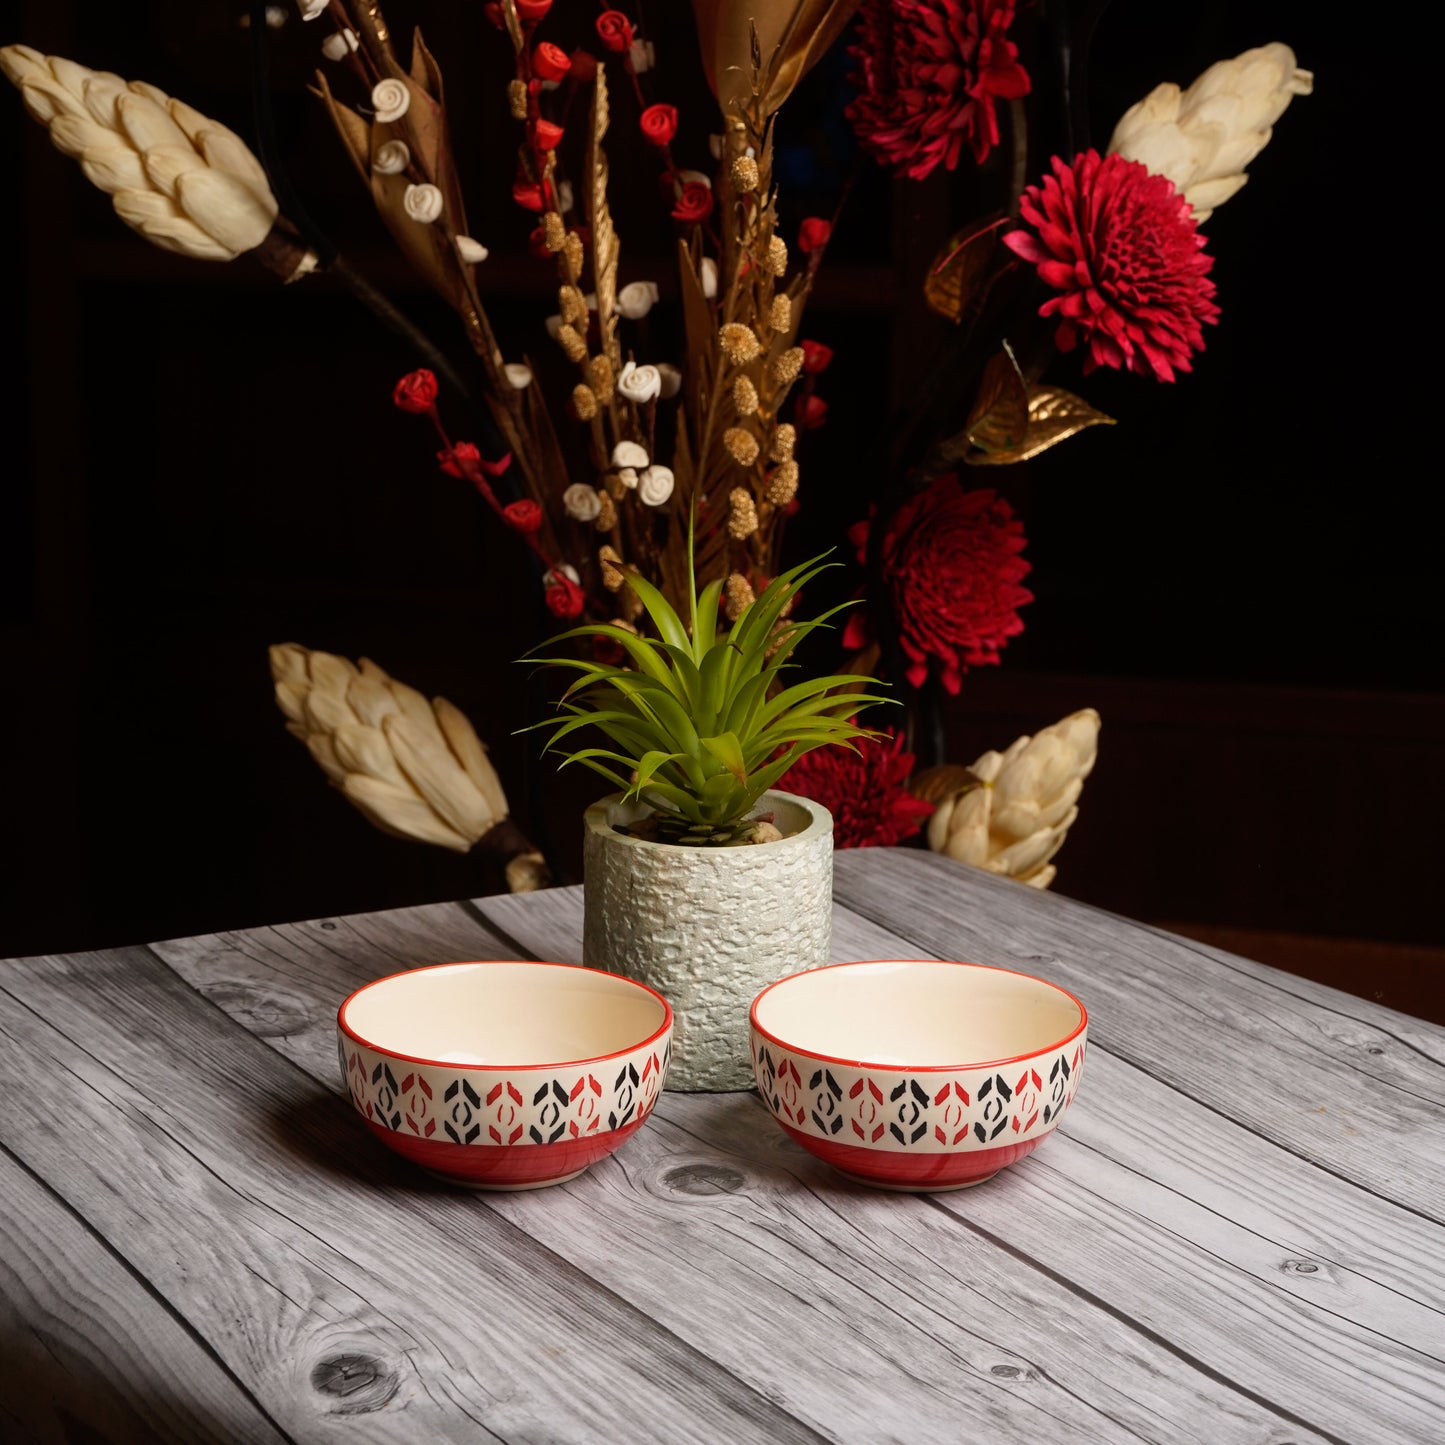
[
  {"left": 724, "top": 572, "right": 756, "bottom": 620},
  {"left": 728, "top": 487, "right": 759, "bottom": 539},
  {"left": 732, "top": 155, "right": 760, "bottom": 191},
  {"left": 700, "top": 256, "right": 719, "bottom": 299},
  {"left": 640, "top": 103, "right": 679, "bottom": 147},
  {"left": 544, "top": 568, "right": 586, "bottom": 619},
  {"left": 533, "top": 43, "right": 572, "bottom": 82},
  {"left": 844, "top": 478, "right": 1032, "bottom": 693},
  {"left": 672, "top": 181, "right": 713, "bottom": 224},
  {"left": 563, "top": 483, "right": 603, "bottom": 522},
  {"left": 371, "top": 78, "right": 411, "bottom": 124},
  {"left": 587, "top": 354, "right": 615, "bottom": 401},
  {"left": 612, "top": 440, "right": 649, "bottom": 469},
  {"left": 556, "top": 323, "right": 588, "bottom": 362},
  {"left": 617, "top": 361, "right": 662, "bottom": 403},
  {"left": 801, "top": 340, "right": 833, "bottom": 374},
  {"left": 571, "top": 383, "right": 598, "bottom": 419},
  {"left": 403, "top": 183, "right": 443, "bottom": 224},
  {"left": 508, "top": 79, "right": 529, "bottom": 120},
  {"left": 765, "top": 235, "right": 788, "bottom": 276},
  {"left": 782, "top": 731, "right": 934, "bottom": 849},
  {"left": 796, "top": 395, "right": 828, "bottom": 430},
  {"left": 542, "top": 211, "right": 566, "bottom": 251},
  {"left": 502, "top": 499, "right": 544, "bottom": 534},
  {"left": 373, "top": 140, "right": 410, "bottom": 176},
  {"left": 321, "top": 30, "right": 359, "bottom": 61},
  {"left": 456, "top": 235, "right": 488, "bottom": 265},
  {"left": 766, "top": 460, "right": 799, "bottom": 505},
  {"left": 1003, "top": 150, "right": 1219, "bottom": 382},
  {"left": 769, "top": 294, "right": 792, "bottom": 333},
  {"left": 515, "top": 0, "right": 553, "bottom": 21},
  {"left": 533, "top": 119, "right": 564, "bottom": 153},
  {"left": 595, "top": 492, "right": 618, "bottom": 531},
  {"left": 513, "top": 180, "right": 545, "bottom": 211},
  {"left": 596, "top": 10, "right": 634, "bottom": 51},
  {"left": 657, "top": 363, "right": 683, "bottom": 399},
  {"left": 798, "top": 216, "right": 831, "bottom": 252},
  {"left": 733, "top": 375, "right": 759, "bottom": 415},
  {"left": 599, "top": 545, "right": 626, "bottom": 589},
  {"left": 558, "top": 285, "right": 587, "bottom": 324},
  {"left": 437, "top": 441, "right": 481, "bottom": 478},
  {"left": 631, "top": 38, "right": 656, "bottom": 73},
  {"left": 616, "top": 280, "right": 660, "bottom": 319},
  {"left": 298, "top": 0, "right": 327, "bottom": 19},
  {"left": 724, "top": 427, "right": 760, "bottom": 466},
  {"left": 638, "top": 465, "right": 675, "bottom": 506},
  {"left": 770, "top": 423, "right": 797, "bottom": 462},
  {"left": 393, "top": 369, "right": 438, "bottom": 414},
  {"left": 720, "top": 323, "right": 761, "bottom": 364},
  {"left": 769, "top": 347, "right": 805, "bottom": 387},
  {"left": 504, "top": 363, "right": 534, "bottom": 390},
  {"left": 563, "top": 230, "right": 584, "bottom": 273},
  {"left": 616, "top": 468, "right": 639, "bottom": 490},
  {"left": 1108, "top": 44, "right": 1312, "bottom": 223}
]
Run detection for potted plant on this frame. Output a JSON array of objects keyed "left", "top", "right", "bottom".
[{"left": 527, "top": 541, "right": 888, "bottom": 1090}]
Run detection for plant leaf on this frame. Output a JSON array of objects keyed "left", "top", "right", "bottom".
[
  {"left": 699, "top": 731, "right": 747, "bottom": 783},
  {"left": 955, "top": 342, "right": 1029, "bottom": 457},
  {"left": 924, "top": 212, "right": 1006, "bottom": 325},
  {"left": 964, "top": 385, "right": 1116, "bottom": 466}
]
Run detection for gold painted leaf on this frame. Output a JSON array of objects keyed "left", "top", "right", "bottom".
[
  {"left": 585, "top": 66, "right": 621, "bottom": 371},
  {"left": 960, "top": 342, "right": 1029, "bottom": 456},
  {"left": 965, "top": 385, "right": 1116, "bottom": 466},
  {"left": 924, "top": 213, "right": 1005, "bottom": 324}
]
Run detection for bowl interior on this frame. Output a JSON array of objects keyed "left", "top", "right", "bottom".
[
  {"left": 342, "top": 962, "right": 668, "bottom": 1067},
  {"left": 754, "top": 960, "right": 1083, "bottom": 1068}
]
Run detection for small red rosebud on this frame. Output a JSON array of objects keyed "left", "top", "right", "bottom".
[
  {"left": 796, "top": 394, "right": 828, "bottom": 430},
  {"left": 532, "top": 42, "right": 571, "bottom": 82},
  {"left": 482, "top": 2, "right": 505, "bottom": 29},
  {"left": 798, "top": 216, "right": 832, "bottom": 253},
  {"left": 512, "top": 179, "right": 545, "bottom": 212},
  {"left": 595, "top": 10, "right": 633, "bottom": 53},
  {"left": 503, "top": 499, "right": 544, "bottom": 534},
  {"left": 544, "top": 570, "right": 586, "bottom": 619},
  {"left": 393, "top": 369, "right": 438, "bottom": 414},
  {"left": 785, "top": 497, "right": 802, "bottom": 518},
  {"left": 569, "top": 49, "right": 599, "bottom": 82},
  {"left": 800, "top": 339, "right": 834, "bottom": 375},
  {"left": 671, "top": 180, "right": 713, "bottom": 225},
  {"left": 592, "top": 633, "right": 625, "bottom": 666},
  {"left": 437, "top": 442, "right": 481, "bottom": 478},
  {"left": 639, "top": 103, "right": 678, "bottom": 147},
  {"left": 532, "top": 118, "right": 564, "bottom": 151},
  {"left": 514, "top": 0, "right": 552, "bottom": 21},
  {"left": 527, "top": 225, "right": 551, "bottom": 258}
]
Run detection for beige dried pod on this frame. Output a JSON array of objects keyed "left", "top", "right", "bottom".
[
  {"left": 720, "top": 322, "right": 761, "bottom": 364},
  {"left": 924, "top": 709, "right": 1100, "bottom": 889},
  {"left": 508, "top": 79, "right": 528, "bottom": 120},
  {"left": 727, "top": 487, "right": 760, "bottom": 539},
  {"left": 765, "top": 234, "right": 788, "bottom": 277},
  {"left": 599, "top": 544, "right": 626, "bottom": 591},
  {"left": 558, "top": 285, "right": 587, "bottom": 324},
  {"left": 769, "top": 346, "right": 805, "bottom": 388},
  {"left": 571, "top": 382, "right": 599, "bottom": 420},
  {"left": 556, "top": 323, "right": 588, "bottom": 363},
  {"left": 542, "top": 211, "right": 566, "bottom": 252},
  {"left": 723, "top": 427, "right": 760, "bottom": 466},
  {"left": 587, "top": 354, "right": 615, "bottom": 402},
  {"left": 770, "top": 422, "right": 797, "bottom": 462},
  {"left": 1, "top": 45, "right": 288, "bottom": 265},
  {"left": 731, "top": 154, "right": 759, "bottom": 191},
  {"left": 766, "top": 459, "right": 799, "bottom": 506},
  {"left": 724, "top": 572, "right": 755, "bottom": 620},
  {"left": 562, "top": 230, "right": 584, "bottom": 274},
  {"left": 733, "top": 375, "right": 760, "bottom": 416},
  {"left": 595, "top": 491, "right": 618, "bottom": 531},
  {"left": 769, "top": 294, "right": 792, "bottom": 333}
]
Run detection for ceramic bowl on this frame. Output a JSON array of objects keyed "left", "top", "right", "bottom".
[
  {"left": 338, "top": 961, "right": 672, "bottom": 1190},
  {"left": 750, "top": 960, "right": 1087, "bottom": 1192}
]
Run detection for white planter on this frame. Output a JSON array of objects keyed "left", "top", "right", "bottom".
[{"left": 582, "top": 790, "right": 833, "bottom": 1091}]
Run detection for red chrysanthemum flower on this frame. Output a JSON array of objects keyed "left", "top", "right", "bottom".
[
  {"left": 1003, "top": 150, "right": 1221, "bottom": 382},
  {"left": 846, "top": 0, "right": 1030, "bottom": 178},
  {"left": 780, "top": 731, "right": 934, "bottom": 849},
  {"left": 844, "top": 477, "right": 1031, "bottom": 694}
]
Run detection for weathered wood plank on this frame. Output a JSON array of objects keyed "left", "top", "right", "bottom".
[
  {"left": 163, "top": 901, "right": 1336, "bottom": 1445},
  {"left": 0, "top": 948, "right": 822, "bottom": 1445},
  {"left": 0, "top": 1145, "right": 289, "bottom": 1445},
  {"left": 477, "top": 884, "right": 1445, "bottom": 1444},
  {"left": 833, "top": 849, "right": 1445, "bottom": 1219}
]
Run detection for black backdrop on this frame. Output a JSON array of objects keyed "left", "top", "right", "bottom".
[{"left": 1, "top": 0, "right": 1438, "bottom": 963}]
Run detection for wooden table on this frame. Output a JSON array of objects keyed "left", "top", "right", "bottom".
[{"left": 1, "top": 849, "right": 1442, "bottom": 1444}]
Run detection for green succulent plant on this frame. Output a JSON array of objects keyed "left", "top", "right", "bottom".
[{"left": 525, "top": 541, "right": 891, "bottom": 846}]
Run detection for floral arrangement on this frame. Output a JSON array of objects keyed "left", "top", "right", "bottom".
[{"left": 2, "top": 4, "right": 1311, "bottom": 881}]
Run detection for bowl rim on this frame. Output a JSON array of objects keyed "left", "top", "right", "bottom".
[
  {"left": 749, "top": 958, "right": 1087, "bottom": 1073},
  {"left": 337, "top": 959, "right": 674, "bottom": 1071}
]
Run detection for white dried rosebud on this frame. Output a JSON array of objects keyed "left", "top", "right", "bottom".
[
  {"left": 656, "top": 363, "right": 683, "bottom": 399},
  {"left": 1108, "top": 43, "right": 1313, "bottom": 223},
  {"left": 504, "top": 363, "right": 533, "bottom": 390},
  {"left": 616, "top": 280, "right": 660, "bottom": 320},
  {"left": 727, "top": 487, "right": 759, "bottom": 539},
  {"left": 373, "top": 140, "right": 410, "bottom": 176},
  {"left": 612, "top": 440, "right": 649, "bottom": 470},
  {"left": 563, "top": 483, "right": 602, "bottom": 522},
  {"left": 556, "top": 179, "right": 574, "bottom": 213},
  {"left": 617, "top": 361, "right": 662, "bottom": 404},
  {"left": 456, "top": 235, "right": 488, "bottom": 264},
  {"left": 709, "top": 133, "right": 725, "bottom": 160},
  {"left": 733, "top": 376, "right": 759, "bottom": 415},
  {"left": 630, "top": 39, "right": 656, "bottom": 73},
  {"left": 638, "top": 465, "right": 675, "bottom": 506},
  {"left": 617, "top": 467, "right": 639, "bottom": 490},
  {"left": 403, "top": 183, "right": 443, "bottom": 224},
  {"left": 321, "top": 29, "right": 359, "bottom": 60},
  {"left": 765, "top": 235, "right": 787, "bottom": 276},
  {"left": 679, "top": 169, "right": 711, "bottom": 189},
  {"left": 298, "top": 0, "right": 328, "bottom": 20},
  {"left": 732, "top": 155, "right": 759, "bottom": 192},
  {"left": 770, "top": 423, "right": 796, "bottom": 462},
  {"left": 371, "top": 78, "right": 410, "bottom": 125},
  {"left": 544, "top": 314, "right": 563, "bottom": 339},
  {"left": 700, "top": 256, "right": 718, "bottom": 299},
  {"left": 719, "top": 323, "right": 760, "bottom": 364},
  {"left": 724, "top": 427, "right": 760, "bottom": 466}
]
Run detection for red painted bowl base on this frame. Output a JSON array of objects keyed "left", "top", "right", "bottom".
[
  {"left": 364, "top": 1117, "right": 646, "bottom": 1189},
  {"left": 780, "top": 1122, "right": 1047, "bottom": 1191}
]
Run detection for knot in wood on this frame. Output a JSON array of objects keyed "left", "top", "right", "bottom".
[
  {"left": 660, "top": 1163, "right": 747, "bottom": 1197},
  {"left": 310, "top": 1353, "right": 400, "bottom": 1414},
  {"left": 1281, "top": 1259, "right": 1321, "bottom": 1276}
]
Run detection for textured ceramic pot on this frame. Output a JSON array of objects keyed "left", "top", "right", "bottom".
[{"left": 583, "top": 789, "right": 833, "bottom": 1092}]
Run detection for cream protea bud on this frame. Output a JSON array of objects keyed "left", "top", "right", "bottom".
[
  {"left": 723, "top": 427, "right": 760, "bottom": 466},
  {"left": 733, "top": 375, "right": 759, "bottom": 416},
  {"left": 543, "top": 211, "right": 566, "bottom": 252},
  {"left": 270, "top": 644, "right": 508, "bottom": 854},
  {"left": 731, "top": 154, "right": 759, "bottom": 191},
  {"left": 766, "top": 459, "right": 799, "bottom": 506},
  {"left": 728, "top": 487, "right": 759, "bottom": 539},
  {"left": 559, "top": 285, "right": 587, "bottom": 324},
  {"left": 595, "top": 492, "right": 618, "bottom": 531},
  {"left": 769, "top": 294, "right": 792, "bottom": 333},
  {"left": 769, "top": 347, "right": 805, "bottom": 387},
  {"left": 555, "top": 324, "right": 588, "bottom": 363},
  {"left": 508, "top": 79, "right": 528, "bottom": 120},
  {"left": 599, "top": 545, "right": 626, "bottom": 590},
  {"left": 572, "top": 382, "right": 598, "bottom": 419},
  {"left": 563, "top": 230, "right": 584, "bottom": 274},
  {"left": 724, "top": 572, "right": 755, "bottom": 620},
  {"left": 720, "top": 323, "right": 761, "bottom": 364},
  {"left": 587, "top": 354, "right": 615, "bottom": 402},
  {"left": 1, "top": 46, "right": 282, "bottom": 263},
  {"left": 922, "top": 709, "right": 1100, "bottom": 889},
  {"left": 1108, "top": 43, "right": 1312, "bottom": 223},
  {"left": 770, "top": 422, "right": 797, "bottom": 462},
  {"left": 765, "top": 234, "right": 787, "bottom": 276}
]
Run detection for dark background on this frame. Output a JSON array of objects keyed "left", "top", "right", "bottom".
[{"left": 2, "top": 1, "right": 1440, "bottom": 1015}]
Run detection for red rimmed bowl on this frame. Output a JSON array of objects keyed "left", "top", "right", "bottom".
[
  {"left": 750, "top": 960, "right": 1087, "bottom": 1192},
  {"left": 338, "top": 961, "right": 672, "bottom": 1190}
]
